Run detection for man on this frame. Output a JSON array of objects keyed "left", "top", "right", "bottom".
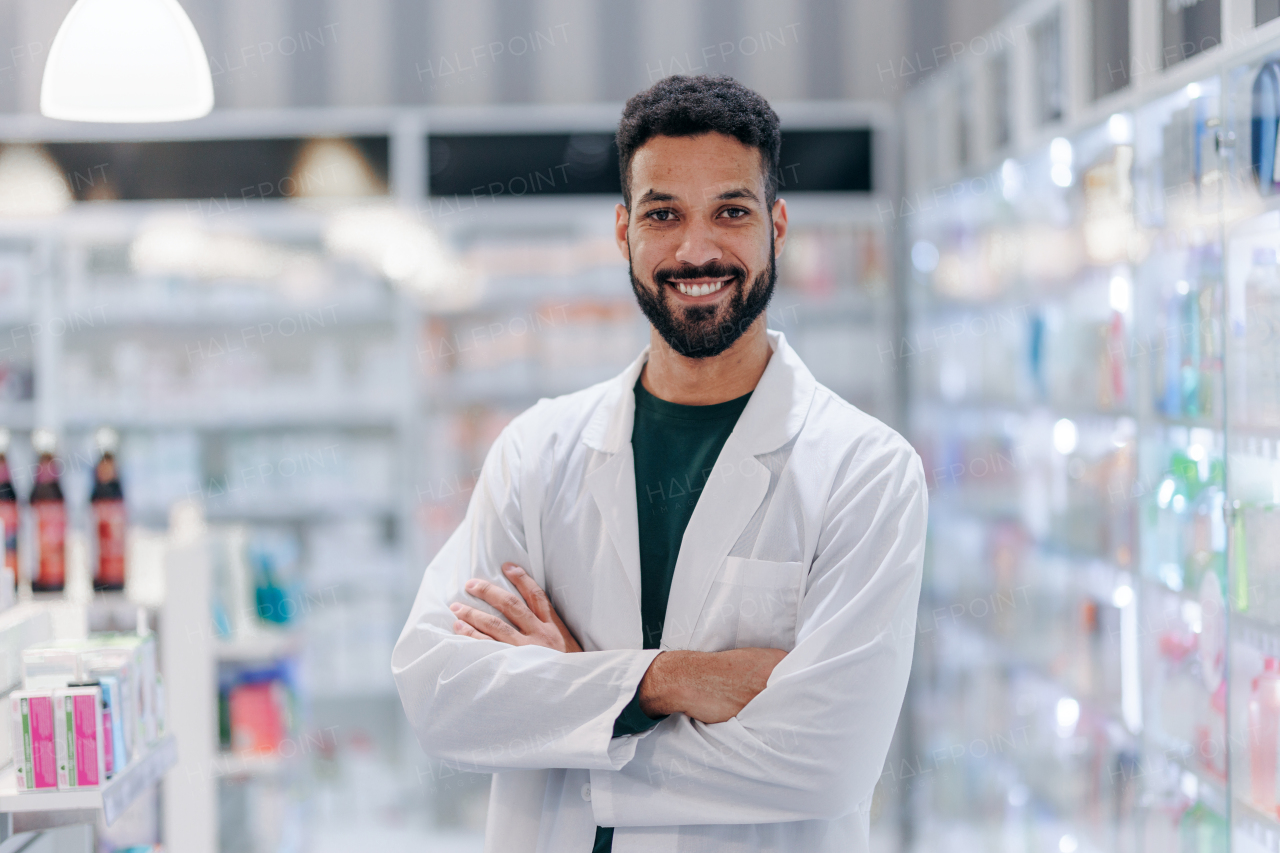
[{"left": 392, "top": 75, "right": 926, "bottom": 853}]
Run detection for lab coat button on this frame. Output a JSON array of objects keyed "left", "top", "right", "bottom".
[{"left": 581, "top": 783, "right": 592, "bottom": 801}]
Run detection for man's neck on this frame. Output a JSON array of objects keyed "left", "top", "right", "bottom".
[{"left": 640, "top": 319, "right": 772, "bottom": 405}]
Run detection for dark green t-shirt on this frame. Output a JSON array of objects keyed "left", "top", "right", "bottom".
[{"left": 593, "top": 376, "right": 752, "bottom": 853}]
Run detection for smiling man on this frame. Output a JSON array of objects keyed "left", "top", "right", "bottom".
[{"left": 392, "top": 75, "right": 927, "bottom": 853}]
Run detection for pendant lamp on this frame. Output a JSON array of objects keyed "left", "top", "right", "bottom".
[{"left": 40, "top": 0, "right": 214, "bottom": 123}]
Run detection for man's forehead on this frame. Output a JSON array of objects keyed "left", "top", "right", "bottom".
[{"left": 630, "top": 134, "right": 767, "bottom": 202}]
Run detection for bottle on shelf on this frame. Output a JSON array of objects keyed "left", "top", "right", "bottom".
[
  {"left": 0, "top": 428, "right": 17, "bottom": 590},
  {"left": 91, "top": 427, "right": 126, "bottom": 592},
  {"left": 29, "top": 428, "right": 65, "bottom": 593},
  {"left": 1250, "top": 657, "right": 1280, "bottom": 814}
]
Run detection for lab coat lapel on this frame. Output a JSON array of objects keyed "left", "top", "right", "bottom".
[
  {"left": 581, "top": 348, "right": 649, "bottom": 619},
  {"left": 660, "top": 330, "right": 816, "bottom": 650},
  {"left": 584, "top": 448, "right": 643, "bottom": 610},
  {"left": 660, "top": 437, "right": 770, "bottom": 650},
  {"left": 581, "top": 331, "right": 816, "bottom": 651}
]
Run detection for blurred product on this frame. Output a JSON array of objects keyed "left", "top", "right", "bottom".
[
  {"left": 97, "top": 673, "right": 123, "bottom": 777},
  {"left": 0, "top": 428, "right": 17, "bottom": 591},
  {"left": 29, "top": 428, "right": 66, "bottom": 592},
  {"left": 220, "top": 662, "right": 295, "bottom": 755},
  {"left": 1250, "top": 658, "right": 1280, "bottom": 813},
  {"left": 11, "top": 689, "right": 56, "bottom": 792},
  {"left": 54, "top": 682, "right": 106, "bottom": 790},
  {"left": 91, "top": 426, "right": 127, "bottom": 591},
  {"left": 1179, "top": 800, "right": 1227, "bottom": 851}
]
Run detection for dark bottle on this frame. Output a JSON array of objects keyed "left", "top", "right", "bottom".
[
  {"left": 91, "top": 427, "right": 126, "bottom": 591},
  {"left": 29, "top": 429, "right": 65, "bottom": 593},
  {"left": 0, "top": 429, "right": 17, "bottom": 589}
]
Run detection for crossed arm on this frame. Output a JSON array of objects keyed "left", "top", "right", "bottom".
[{"left": 450, "top": 562, "right": 786, "bottom": 724}]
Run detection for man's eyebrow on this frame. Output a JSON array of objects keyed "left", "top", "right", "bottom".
[
  {"left": 716, "top": 187, "right": 761, "bottom": 203},
  {"left": 637, "top": 189, "right": 676, "bottom": 204}
]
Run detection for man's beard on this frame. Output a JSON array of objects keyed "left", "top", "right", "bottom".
[{"left": 629, "top": 249, "right": 776, "bottom": 359}]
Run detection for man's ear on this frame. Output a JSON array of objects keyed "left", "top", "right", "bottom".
[
  {"left": 771, "top": 198, "right": 788, "bottom": 259},
  {"left": 615, "top": 203, "right": 630, "bottom": 261}
]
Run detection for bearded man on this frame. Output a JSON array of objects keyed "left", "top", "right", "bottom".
[{"left": 393, "top": 74, "right": 927, "bottom": 853}]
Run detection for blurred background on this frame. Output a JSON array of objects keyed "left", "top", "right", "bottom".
[{"left": 1, "top": 0, "right": 1278, "bottom": 852}]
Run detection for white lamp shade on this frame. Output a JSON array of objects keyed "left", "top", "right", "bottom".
[{"left": 40, "top": 0, "right": 214, "bottom": 123}]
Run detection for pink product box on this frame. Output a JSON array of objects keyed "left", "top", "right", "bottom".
[
  {"left": 54, "top": 686, "right": 105, "bottom": 790},
  {"left": 11, "top": 691, "right": 56, "bottom": 792}
]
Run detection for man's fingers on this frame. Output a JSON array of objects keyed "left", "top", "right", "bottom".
[
  {"left": 451, "top": 603, "right": 522, "bottom": 643},
  {"left": 464, "top": 578, "right": 537, "bottom": 633},
  {"left": 452, "top": 619, "right": 495, "bottom": 641},
  {"left": 502, "top": 563, "right": 553, "bottom": 621}
]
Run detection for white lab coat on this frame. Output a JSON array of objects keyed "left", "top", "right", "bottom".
[{"left": 392, "top": 330, "right": 926, "bottom": 853}]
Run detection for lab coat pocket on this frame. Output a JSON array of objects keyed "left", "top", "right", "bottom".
[{"left": 698, "top": 558, "right": 807, "bottom": 651}]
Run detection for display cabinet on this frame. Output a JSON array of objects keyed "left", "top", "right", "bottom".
[{"left": 903, "top": 2, "right": 1280, "bottom": 851}]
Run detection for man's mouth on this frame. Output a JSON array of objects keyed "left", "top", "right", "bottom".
[{"left": 668, "top": 276, "right": 735, "bottom": 298}]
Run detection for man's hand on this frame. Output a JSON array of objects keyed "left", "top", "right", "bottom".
[
  {"left": 638, "top": 648, "right": 787, "bottom": 724},
  {"left": 450, "top": 563, "right": 583, "bottom": 653}
]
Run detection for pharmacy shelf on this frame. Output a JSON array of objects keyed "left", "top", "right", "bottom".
[
  {"left": 1235, "top": 796, "right": 1280, "bottom": 839},
  {"left": 0, "top": 404, "right": 35, "bottom": 432},
  {"left": 216, "top": 630, "right": 302, "bottom": 663},
  {"left": 0, "top": 734, "right": 176, "bottom": 826},
  {"left": 203, "top": 499, "right": 397, "bottom": 523},
  {"left": 63, "top": 401, "right": 404, "bottom": 430},
  {"left": 77, "top": 300, "right": 394, "bottom": 330},
  {"left": 1233, "top": 613, "right": 1280, "bottom": 657},
  {"left": 210, "top": 750, "right": 296, "bottom": 779}
]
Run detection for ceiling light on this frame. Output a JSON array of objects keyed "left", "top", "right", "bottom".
[
  {"left": 0, "top": 144, "right": 72, "bottom": 217},
  {"left": 1052, "top": 418, "right": 1078, "bottom": 455},
  {"left": 290, "top": 139, "right": 387, "bottom": 199},
  {"left": 41, "top": 0, "right": 214, "bottom": 123},
  {"left": 1107, "top": 113, "right": 1133, "bottom": 144}
]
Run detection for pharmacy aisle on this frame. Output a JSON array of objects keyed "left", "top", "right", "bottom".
[
  {"left": 901, "top": 5, "right": 1280, "bottom": 852},
  {"left": 0, "top": 197, "right": 420, "bottom": 852},
  {"left": 0, "top": 100, "right": 900, "bottom": 851}
]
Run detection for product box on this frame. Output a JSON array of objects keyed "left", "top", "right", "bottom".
[
  {"left": 78, "top": 648, "right": 137, "bottom": 761},
  {"left": 22, "top": 647, "right": 79, "bottom": 690},
  {"left": 54, "top": 685, "right": 105, "bottom": 789},
  {"left": 93, "top": 634, "right": 158, "bottom": 747},
  {"left": 11, "top": 690, "right": 57, "bottom": 792},
  {"left": 96, "top": 675, "right": 125, "bottom": 776},
  {"left": 228, "top": 680, "right": 286, "bottom": 754}
]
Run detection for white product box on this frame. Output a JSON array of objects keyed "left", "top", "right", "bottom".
[
  {"left": 53, "top": 685, "right": 105, "bottom": 790},
  {"left": 11, "top": 690, "right": 57, "bottom": 792}
]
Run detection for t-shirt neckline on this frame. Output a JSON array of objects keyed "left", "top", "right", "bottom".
[{"left": 633, "top": 376, "right": 752, "bottom": 421}]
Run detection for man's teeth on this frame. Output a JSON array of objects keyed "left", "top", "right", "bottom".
[{"left": 675, "top": 280, "right": 728, "bottom": 297}]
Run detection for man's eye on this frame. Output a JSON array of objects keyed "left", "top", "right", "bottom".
[
  {"left": 647, "top": 209, "right": 674, "bottom": 221},
  {"left": 722, "top": 207, "right": 749, "bottom": 219}
]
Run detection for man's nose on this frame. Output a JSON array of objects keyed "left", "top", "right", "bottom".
[{"left": 674, "top": 217, "right": 722, "bottom": 268}]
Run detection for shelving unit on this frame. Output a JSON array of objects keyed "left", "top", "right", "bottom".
[
  {"left": 0, "top": 735, "right": 176, "bottom": 826},
  {"left": 902, "top": 2, "right": 1280, "bottom": 851}
]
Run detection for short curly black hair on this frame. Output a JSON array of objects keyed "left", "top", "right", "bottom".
[{"left": 616, "top": 75, "right": 781, "bottom": 210}]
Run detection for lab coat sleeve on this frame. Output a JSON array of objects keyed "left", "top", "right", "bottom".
[
  {"left": 392, "top": 415, "right": 662, "bottom": 774},
  {"left": 589, "top": 439, "right": 927, "bottom": 825}
]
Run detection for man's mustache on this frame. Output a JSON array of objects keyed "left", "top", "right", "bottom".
[{"left": 654, "top": 262, "right": 746, "bottom": 285}]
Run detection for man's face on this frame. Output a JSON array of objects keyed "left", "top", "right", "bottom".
[{"left": 615, "top": 132, "right": 787, "bottom": 359}]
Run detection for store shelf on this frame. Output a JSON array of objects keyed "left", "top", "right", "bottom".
[
  {"left": 203, "top": 499, "right": 397, "bottom": 522},
  {"left": 211, "top": 750, "right": 296, "bottom": 779},
  {"left": 216, "top": 629, "right": 301, "bottom": 663},
  {"left": 1233, "top": 612, "right": 1280, "bottom": 657},
  {"left": 77, "top": 299, "right": 395, "bottom": 330},
  {"left": 64, "top": 401, "right": 404, "bottom": 430},
  {"left": 0, "top": 734, "right": 176, "bottom": 826},
  {"left": 1235, "top": 795, "right": 1280, "bottom": 838},
  {"left": 0, "top": 403, "right": 35, "bottom": 431}
]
